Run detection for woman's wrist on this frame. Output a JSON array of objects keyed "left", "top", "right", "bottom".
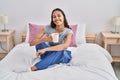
[{"left": 44, "top": 48, "right": 48, "bottom": 52}]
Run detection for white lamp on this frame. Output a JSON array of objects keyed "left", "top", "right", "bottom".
[
  {"left": 111, "top": 16, "right": 120, "bottom": 34},
  {"left": 0, "top": 15, "right": 9, "bottom": 32}
]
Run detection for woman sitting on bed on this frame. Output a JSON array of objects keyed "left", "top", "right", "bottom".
[{"left": 29, "top": 8, "right": 73, "bottom": 71}]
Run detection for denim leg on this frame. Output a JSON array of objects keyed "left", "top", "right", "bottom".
[
  {"left": 35, "top": 50, "right": 72, "bottom": 70},
  {"left": 35, "top": 43, "right": 50, "bottom": 59},
  {"left": 59, "top": 50, "right": 72, "bottom": 63},
  {"left": 35, "top": 43, "right": 48, "bottom": 51},
  {"left": 35, "top": 51, "right": 63, "bottom": 70}
]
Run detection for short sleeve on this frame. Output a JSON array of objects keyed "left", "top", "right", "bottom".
[
  {"left": 69, "top": 29, "right": 73, "bottom": 34},
  {"left": 44, "top": 25, "right": 55, "bottom": 34}
]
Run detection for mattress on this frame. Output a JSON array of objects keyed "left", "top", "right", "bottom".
[{"left": 0, "top": 43, "right": 118, "bottom": 80}]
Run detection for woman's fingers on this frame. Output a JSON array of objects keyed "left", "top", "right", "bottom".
[
  {"left": 36, "top": 52, "right": 40, "bottom": 58},
  {"left": 45, "top": 35, "right": 52, "bottom": 42},
  {"left": 36, "top": 49, "right": 46, "bottom": 58}
]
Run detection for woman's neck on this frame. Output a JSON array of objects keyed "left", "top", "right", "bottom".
[{"left": 55, "top": 25, "right": 65, "bottom": 33}]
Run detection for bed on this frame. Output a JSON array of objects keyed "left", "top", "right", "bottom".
[
  {"left": 0, "top": 43, "right": 118, "bottom": 80},
  {"left": 0, "top": 23, "right": 118, "bottom": 80}
]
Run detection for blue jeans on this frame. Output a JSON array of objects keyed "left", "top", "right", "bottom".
[{"left": 35, "top": 43, "right": 72, "bottom": 70}]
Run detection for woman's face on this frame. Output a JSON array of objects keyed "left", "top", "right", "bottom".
[{"left": 52, "top": 10, "right": 64, "bottom": 26}]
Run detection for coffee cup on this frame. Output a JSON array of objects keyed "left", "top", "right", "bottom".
[{"left": 51, "top": 33, "right": 59, "bottom": 43}]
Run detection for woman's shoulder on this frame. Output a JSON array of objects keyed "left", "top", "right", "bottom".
[
  {"left": 44, "top": 24, "right": 51, "bottom": 30},
  {"left": 44, "top": 24, "right": 51, "bottom": 28},
  {"left": 65, "top": 28, "right": 73, "bottom": 34},
  {"left": 44, "top": 24, "right": 55, "bottom": 34}
]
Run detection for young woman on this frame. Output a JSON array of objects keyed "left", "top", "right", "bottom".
[{"left": 29, "top": 8, "right": 73, "bottom": 71}]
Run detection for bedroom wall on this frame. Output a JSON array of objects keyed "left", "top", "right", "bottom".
[{"left": 0, "top": 0, "right": 120, "bottom": 55}]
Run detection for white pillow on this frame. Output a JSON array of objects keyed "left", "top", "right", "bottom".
[
  {"left": 76, "top": 24, "right": 86, "bottom": 45},
  {"left": 25, "top": 25, "right": 29, "bottom": 43}
]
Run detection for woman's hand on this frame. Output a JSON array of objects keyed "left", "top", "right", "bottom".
[
  {"left": 29, "top": 34, "right": 52, "bottom": 46},
  {"left": 42, "top": 35, "right": 52, "bottom": 42},
  {"left": 36, "top": 49, "right": 47, "bottom": 58}
]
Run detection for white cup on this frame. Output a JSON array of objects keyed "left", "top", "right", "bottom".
[{"left": 51, "top": 33, "right": 59, "bottom": 43}]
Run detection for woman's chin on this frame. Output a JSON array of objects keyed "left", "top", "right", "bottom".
[{"left": 55, "top": 23, "right": 63, "bottom": 26}]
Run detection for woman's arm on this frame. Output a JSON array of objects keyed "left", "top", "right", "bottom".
[
  {"left": 29, "top": 28, "right": 51, "bottom": 46},
  {"left": 46, "top": 33, "right": 73, "bottom": 50},
  {"left": 36, "top": 33, "right": 73, "bottom": 56}
]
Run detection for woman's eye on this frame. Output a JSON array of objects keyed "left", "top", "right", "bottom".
[
  {"left": 58, "top": 15, "right": 61, "bottom": 17},
  {"left": 57, "top": 14, "right": 62, "bottom": 17},
  {"left": 53, "top": 16, "right": 56, "bottom": 18}
]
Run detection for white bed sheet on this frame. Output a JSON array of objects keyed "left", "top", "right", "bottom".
[{"left": 0, "top": 43, "right": 118, "bottom": 80}]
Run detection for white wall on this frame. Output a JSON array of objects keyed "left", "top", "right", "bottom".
[{"left": 0, "top": 0, "right": 120, "bottom": 55}]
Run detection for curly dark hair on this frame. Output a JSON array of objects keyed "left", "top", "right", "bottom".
[{"left": 50, "top": 8, "right": 70, "bottom": 29}]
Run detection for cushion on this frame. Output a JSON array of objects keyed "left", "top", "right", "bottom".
[
  {"left": 29, "top": 23, "right": 44, "bottom": 42},
  {"left": 25, "top": 25, "right": 29, "bottom": 43},
  {"left": 69, "top": 25, "right": 77, "bottom": 47},
  {"left": 76, "top": 24, "right": 86, "bottom": 45}
]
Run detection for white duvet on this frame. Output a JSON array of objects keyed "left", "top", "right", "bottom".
[{"left": 0, "top": 43, "right": 118, "bottom": 80}]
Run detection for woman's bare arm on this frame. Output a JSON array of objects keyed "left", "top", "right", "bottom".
[
  {"left": 29, "top": 28, "right": 51, "bottom": 46},
  {"left": 46, "top": 33, "right": 72, "bottom": 50}
]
